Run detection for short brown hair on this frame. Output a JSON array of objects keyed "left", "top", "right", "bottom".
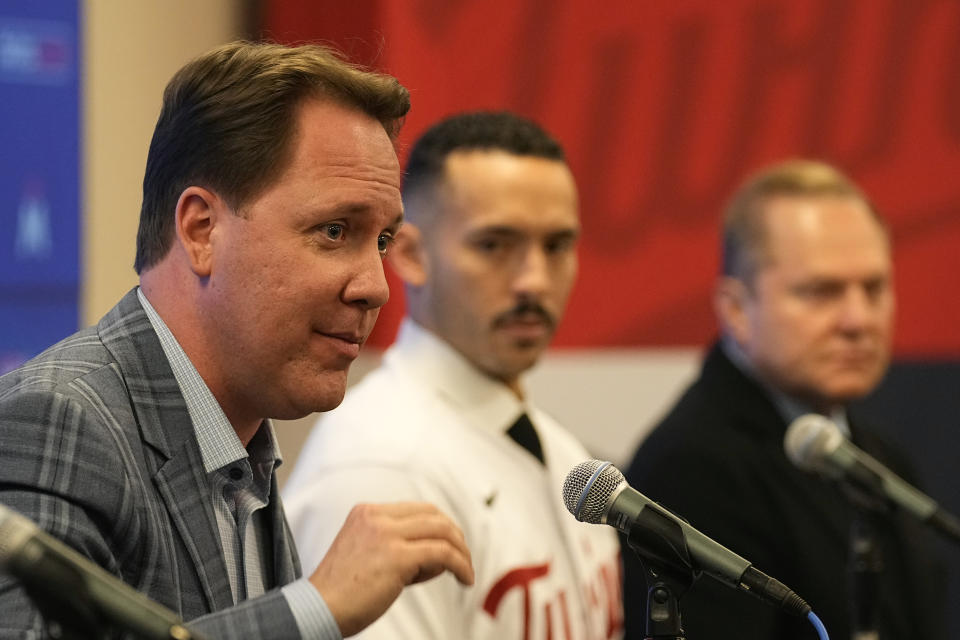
[
  {"left": 721, "top": 159, "right": 883, "bottom": 282},
  {"left": 134, "top": 41, "right": 410, "bottom": 273},
  {"left": 402, "top": 111, "right": 567, "bottom": 229}
]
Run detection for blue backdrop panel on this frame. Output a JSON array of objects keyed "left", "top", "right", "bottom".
[{"left": 0, "top": 1, "right": 80, "bottom": 373}]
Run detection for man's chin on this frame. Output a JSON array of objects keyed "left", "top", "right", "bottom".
[
  {"left": 813, "top": 378, "right": 881, "bottom": 406},
  {"left": 311, "top": 383, "right": 349, "bottom": 413},
  {"left": 274, "top": 376, "right": 348, "bottom": 419},
  {"left": 492, "top": 352, "right": 543, "bottom": 381}
]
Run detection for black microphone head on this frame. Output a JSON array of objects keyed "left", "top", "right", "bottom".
[
  {"left": 784, "top": 414, "right": 844, "bottom": 477},
  {"left": 562, "top": 460, "right": 625, "bottom": 524}
]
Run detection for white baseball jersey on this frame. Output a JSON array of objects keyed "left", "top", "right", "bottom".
[{"left": 283, "top": 320, "right": 624, "bottom": 640}]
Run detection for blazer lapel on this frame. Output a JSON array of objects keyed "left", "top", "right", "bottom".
[
  {"left": 702, "top": 342, "right": 849, "bottom": 540},
  {"left": 155, "top": 442, "right": 234, "bottom": 612},
  {"left": 268, "top": 475, "right": 302, "bottom": 587},
  {"left": 98, "top": 288, "right": 234, "bottom": 613}
]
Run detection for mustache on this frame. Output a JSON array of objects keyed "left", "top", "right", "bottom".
[{"left": 492, "top": 301, "right": 555, "bottom": 329}]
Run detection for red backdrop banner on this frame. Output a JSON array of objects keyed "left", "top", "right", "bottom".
[{"left": 263, "top": 0, "right": 960, "bottom": 356}]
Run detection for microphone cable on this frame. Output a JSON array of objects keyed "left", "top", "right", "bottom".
[{"left": 807, "top": 610, "right": 830, "bottom": 640}]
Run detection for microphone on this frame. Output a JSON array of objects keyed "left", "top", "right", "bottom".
[
  {"left": 0, "top": 503, "right": 200, "bottom": 640},
  {"left": 563, "top": 460, "right": 811, "bottom": 616},
  {"left": 785, "top": 413, "right": 960, "bottom": 544}
]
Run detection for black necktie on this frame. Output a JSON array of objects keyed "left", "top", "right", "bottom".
[{"left": 507, "top": 412, "right": 545, "bottom": 465}]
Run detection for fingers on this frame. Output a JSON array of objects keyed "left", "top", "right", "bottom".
[
  {"left": 308, "top": 502, "right": 474, "bottom": 637},
  {"left": 386, "top": 510, "right": 472, "bottom": 576},
  {"left": 403, "top": 538, "right": 475, "bottom": 586},
  {"left": 356, "top": 501, "right": 474, "bottom": 583},
  {"left": 356, "top": 502, "right": 475, "bottom": 586}
]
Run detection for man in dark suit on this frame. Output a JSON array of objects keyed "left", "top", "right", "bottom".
[
  {"left": 622, "top": 160, "right": 944, "bottom": 639},
  {"left": 0, "top": 41, "right": 473, "bottom": 639}
]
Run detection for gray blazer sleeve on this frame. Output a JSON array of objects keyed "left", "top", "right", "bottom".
[{"left": 187, "top": 590, "right": 302, "bottom": 639}]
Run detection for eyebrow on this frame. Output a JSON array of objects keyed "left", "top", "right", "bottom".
[
  {"left": 326, "top": 201, "right": 383, "bottom": 215},
  {"left": 469, "top": 224, "right": 580, "bottom": 237},
  {"left": 470, "top": 226, "right": 522, "bottom": 237},
  {"left": 323, "top": 202, "right": 404, "bottom": 227},
  {"left": 546, "top": 227, "right": 580, "bottom": 239}
]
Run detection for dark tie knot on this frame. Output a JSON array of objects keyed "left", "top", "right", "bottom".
[{"left": 507, "top": 412, "right": 545, "bottom": 465}]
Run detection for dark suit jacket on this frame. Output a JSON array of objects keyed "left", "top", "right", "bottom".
[
  {"left": 0, "top": 289, "right": 304, "bottom": 638},
  {"left": 622, "top": 343, "right": 945, "bottom": 640}
]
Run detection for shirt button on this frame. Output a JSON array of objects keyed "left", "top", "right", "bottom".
[{"left": 229, "top": 467, "right": 243, "bottom": 481}]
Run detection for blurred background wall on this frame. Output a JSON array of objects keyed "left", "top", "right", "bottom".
[
  {"left": 82, "top": 0, "right": 247, "bottom": 326},
  {"left": 1, "top": 0, "right": 957, "bottom": 631}
]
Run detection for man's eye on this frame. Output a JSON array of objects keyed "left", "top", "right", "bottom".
[
  {"left": 378, "top": 233, "right": 394, "bottom": 255},
  {"left": 864, "top": 279, "right": 889, "bottom": 300},
  {"left": 545, "top": 236, "right": 574, "bottom": 254},
  {"left": 321, "top": 224, "right": 344, "bottom": 240},
  {"left": 474, "top": 237, "right": 506, "bottom": 253},
  {"left": 796, "top": 282, "right": 840, "bottom": 300}
]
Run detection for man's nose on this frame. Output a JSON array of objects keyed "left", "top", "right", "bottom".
[
  {"left": 512, "top": 246, "right": 550, "bottom": 297},
  {"left": 343, "top": 248, "right": 390, "bottom": 310},
  {"left": 837, "top": 286, "right": 879, "bottom": 332}
]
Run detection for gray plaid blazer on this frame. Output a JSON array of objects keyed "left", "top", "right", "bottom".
[{"left": 0, "top": 289, "right": 304, "bottom": 638}]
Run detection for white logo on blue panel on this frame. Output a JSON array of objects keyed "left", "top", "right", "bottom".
[{"left": 15, "top": 185, "right": 52, "bottom": 260}]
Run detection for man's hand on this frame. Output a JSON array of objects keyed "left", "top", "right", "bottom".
[{"left": 308, "top": 502, "right": 475, "bottom": 637}]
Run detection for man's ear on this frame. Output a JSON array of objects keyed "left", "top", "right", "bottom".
[
  {"left": 387, "top": 223, "right": 428, "bottom": 287},
  {"left": 714, "top": 275, "right": 753, "bottom": 346},
  {"left": 174, "top": 186, "right": 223, "bottom": 278}
]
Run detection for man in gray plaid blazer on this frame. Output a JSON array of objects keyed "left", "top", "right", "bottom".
[{"left": 0, "top": 42, "right": 473, "bottom": 639}]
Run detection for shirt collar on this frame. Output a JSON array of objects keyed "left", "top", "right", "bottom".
[
  {"left": 720, "top": 335, "right": 850, "bottom": 437},
  {"left": 136, "top": 288, "right": 282, "bottom": 473},
  {"left": 387, "top": 319, "right": 527, "bottom": 435}
]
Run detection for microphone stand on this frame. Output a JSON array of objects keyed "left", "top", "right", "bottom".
[
  {"left": 840, "top": 477, "right": 890, "bottom": 640},
  {"left": 625, "top": 506, "right": 699, "bottom": 640},
  {"left": 849, "top": 508, "right": 882, "bottom": 640}
]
